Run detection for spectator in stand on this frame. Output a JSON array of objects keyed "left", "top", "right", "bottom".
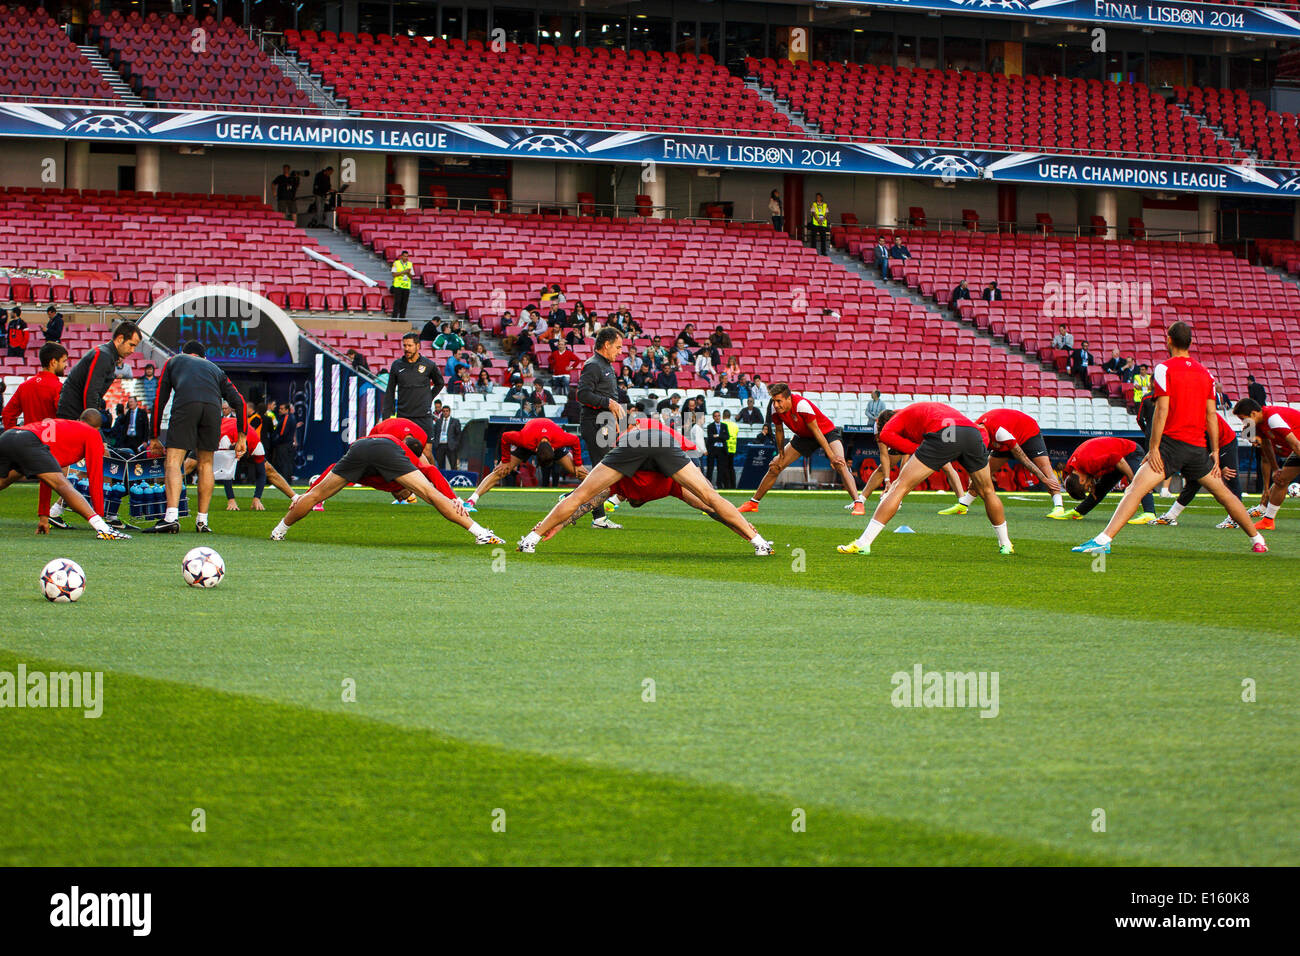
[
  {"left": 873, "top": 236, "right": 890, "bottom": 275},
  {"left": 346, "top": 349, "right": 370, "bottom": 374},
  {"left": 447, "top": 367, "right": 474, "bottom": 395},
  {"left": 138, "top": 363, "right": 157, "bottom": 405},
  {"left": 982, "top": 281, "right": 1002, "bottom": 301},
  {"left": 617, "top": 368, "right": 634, "bottom": 394},
  {"left": 1051, "top": 324, "right": 1074, "bottom": 350},
  {"left": 710, "top": 325, "right": 732, "bottom": 353},
  {"left": 756, "top": 423, "right": 776, "bottom": 445},
  {"left": 1119, "top": 357, "right": 1137, "bottom": 383},
  {"left": 890, "top": 237, "right": 912, "bottom": 261},
  {"left": 1070, "top": 341, "right": 1095, "bottom": 378},
  {"left": 1132, "top": 365, "right": 1152, "bottom": 404},
  {"left": 719, "top": 356, "right": 742, "bottom": 396},
  {"left": 674, "top": 337, "right": 693, "bottom": 367},
  {"left": 474, "top": 369, "right": 493, "bottom": 395},
  {"left": 6, "top": 307, "right": 28, "bottom": 359},
  {"left": 656, "top": 358, "right": 680, "bottom": 390},
  {"left": 113, "top": 396, "right": 150, "bottom": 451},
  {"left": 633, "top": 363, "right": 655, "bottom": 388},
  {"left": 737, "top": 397, "right": 763, "bottom": 425},
  {"left": 694, "top": 349, "right": 715, "bottom": 387},
  {"left": 531, "top": 382, "right": 554, "bottom": 408},
  {"left": 444, "top": 349, "right": 469, "bottom": 381},
  {"left": 951, "top": 280, "right": 971, "bottom": 310},
  {"left": 750, "top": 375, "right": 769, "bottom": 407},
  {"left": 418, "top": 318, "right": 438, "bottom": 342},
  {"left": 42, "top": 305, "right": 63, "bottom": 343},
  {"left": 694, "top": 392, "right": 708, "bottom": 414},
  {"left": 1102, "top": 348, "right": 1125, "bottom": 374},
  {"left": 679, "top": 324, "right": 701, "bottom": 350},
  {"left": 657, "top": 392, "right": 683, "bottom": 415},
  {"left": 434, "top": 323, "right": 464, "bottom": 352},
  {"left": 374, "top": 368, "right": 389, "bottom": 393},
  {"left": 515, "top": 353, "right": 538, "bottom": 386},
  {"left": 472, "top": 343, "right": 492, "bottom": 370},
  {"left": 769, "top": 189, "right": 783, "bottom": 232},
  {"left": 505, "top": 374, "right": 528, "bottom": 405},
  {"left": 1214, "top": 381, "right": 1233, "bottom": 412},
  {"left": 511, "top": 323, "right": 535, "bottom": 365},
  {"left": 547, "top": 283, "right": 566, "bottom": 305},
  {"left": 548, "top": 339, "right": 581, "bottom": 393},
  {"left": 114, "top": 356, "right": 134, "bottom": 379},
  {"left": 1247, "top": 374, "right": 1267, "bottom": 406},
  {"left": 865, "top": 389, "right": 887, "bottom": 428}
]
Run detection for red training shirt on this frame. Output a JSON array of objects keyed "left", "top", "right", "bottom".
[
  {"left": 878, "top": 402, "right": 976, "bottom": 454},
  {"left": 1064, "top": 437, "right": 1137, "bottom": 478},
  {"left": 2, "top": 370, "right": 61, "bottom": 429},
  {"left": 976, "top": 408, "right": 1041, "bottom": 452},
  {"left": 1152, "top": 357, "right": 1214, "bottom": 447},
  {"left": 17, "top": 418, "right": 105, "bottom": 517},
  {"left": 1259, "top": 405, "right": 1300, "bottom": 454},
  {"left": 501, "top": 418, "right": 582, "bottom": 460},
  {"left": 774, "top": 393, "right": 836, "bottom": 439}
]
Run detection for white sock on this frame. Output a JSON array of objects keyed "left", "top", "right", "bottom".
[
  {"left": 1251, "top": 533, "right": 1266, "bottom": 546},
  {"left": 749, "top": 532, "right": 766, "bottom": 544},
  {"left": 993, "top": 522, "right": 1011, "bottom": 547},
  {"left": 522, "top": 530, "right": 541, "bottom": 546},
  {"left": 49, "top": 500, "right": 64, "bottom": 518},
  {"left": 1052, "top": 492, "right": 1063, "bottom": 509},
  {"left": 165, "top": 507, "right": 178, "bottom": 523},
  {"left": 607, "top": 495, "right": 621, "bottom": 506},
  {"left": 196, "top": 512, "right": 208, "bottom": 525},
  {"left": 855, "top": 494, "right": 865, "bottom": 502},
  {"left": 468, "top": 521, "right": 487, "bottom": 537},
  {"left": 467, "top": 493, "right": 478, "bottom": 504},
  {"left": 1265, "top": 502, "right": 1280, "bottom": 519},
  {"left": 958, "top": 493, "right": 976, "bottom": 506},
  {"left": 1166, "top": 502, "right": 1186, "bottom": 519},
  {"left": 273, "top": 520, "right": 289, "bottom": 537},
  {"left": 856, "top": 519, "right": 886, "bottom": 548},
  {"left": 1095, "top": 532, "right": 1112, "bottom": 546},
  {"left": 88, "top": 515, "right": 110, "bottom": 533}
]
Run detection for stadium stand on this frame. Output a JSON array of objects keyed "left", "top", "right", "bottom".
[
  {"left": 334, "top": 207, "right": 1089, "bottom": 401},
  {"left": 0, "top": 6, "right": 119, "bottom": 102},
  {"left": 745, "top": 58, "right": 1243, "bottom": 162},
  {"left": 0, "top": 189, "right": 384, "bottom": 317},
  {"left": 854, "top": 228, "right": 1300, "bottom": 403},
  {"left": 1174, "top": 86, "right": 1300, "bottom": 166},
  {"left": 91, "top": 9, "right": 310, "bottom": 109},
  {"left": 284, "top": 31, "right": 800, "bottom": 135},
  {"left": 1256, "top": 238, "right": 1300, "bottom": 275}
]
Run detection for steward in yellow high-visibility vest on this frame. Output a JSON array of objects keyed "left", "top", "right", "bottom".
[{"left": 809, "top": 193, "right": 830, "bottom": 255}]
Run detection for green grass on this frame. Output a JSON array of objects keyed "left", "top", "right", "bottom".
[{"left": 0, "top": 485, "right": 1296, "bottom": 866}]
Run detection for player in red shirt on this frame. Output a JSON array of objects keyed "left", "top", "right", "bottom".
[
  {"left": 838, "top": 401, "right": 1014, "bottom": 555},
  {"left": 739, "top": 383, "right": 865, "bottom": 516},
  {"left": 0, "top": 410, "right": 129, "bottom": 538},
  {"left": 1231, "top": 399, "right": 1300, "bottom": 530},
  {"left": 2, "top": 342, "right": 66, "bottom": 428},
  {"left": 1072, "top": 322, "right": 1264, "bottom": 553},
  {"left": 271, "top": 429, "right": 503, "bottom": 544},
  {"left": 464, "top": 417, "right": 587, "bottom": 512},
  {"left": 517, "top": 416, "right": 772, "bottom": 555},
  {"left": 1059, "top": 436, "right": 1156, "bottom": 521},
  {"left": 938, "top": 408, "right": 1065, "bottom": 517},
  {"left": 1154, "top": 412, "right": 1243, "bottom": 525}
]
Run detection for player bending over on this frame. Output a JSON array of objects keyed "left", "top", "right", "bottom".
[
  {"left": 740, "top": 383, "right": 865, "bottom": 516},
  {"left": 1230, "top": 399, "right": 1300, "bottom": 531},
  {"left": 271, "top": 432, "right": 502, "bottom": 545},
  {"left": 0, "top": 410, "right": 130, "bottom": 539},
  {"left": 1072, "top": 322, "right": 1264, "bottom": 554},
  {"left": 518, "top": 418, "right": 773, "bottom": 555},
  {"left": 859, "top": 449, "right": 965, "bottom": 501},
  {"left": 939, "top": 408, "right": 1067, "bottom": 518},
  {"left": 466, "top": 417, "right": 587, "bottom": 512},
  {"left": 1059, "top": 437, "right": 1157, "bottom": 521},
  {"left": 838, "top": 402, "right": 1013, "bottom": 556}
]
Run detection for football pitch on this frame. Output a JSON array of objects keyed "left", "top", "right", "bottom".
[{"left": 1, "top": 487, "right": 1296, "bottom": 866}]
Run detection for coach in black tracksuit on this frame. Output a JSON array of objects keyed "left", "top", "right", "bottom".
[
  {"left": 56, "top": 321, "right": 143, "bottom": 420},
  {"left": 576, "top": 327, "right": 626, "bottom": 467},
  {"left": 144, "top": 341, "right": 247, "bottom": 534},
  {"left": 384, "top": 332, "right": 444, "bottom": 454}
]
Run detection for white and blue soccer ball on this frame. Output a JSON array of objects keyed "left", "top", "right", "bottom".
[
  {"left": 182, "top": 547, "right": 225, "bottom": 588},
  {"left": 1288, "top": 482, "right": 1300, "bottom": 499},
  {"left": 41, "top": 558, "right": 86, "bottom": 603}
]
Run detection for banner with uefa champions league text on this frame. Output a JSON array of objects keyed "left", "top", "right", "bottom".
[{"left": 1, "top": 103, "right": 1298, "bottom": 198}]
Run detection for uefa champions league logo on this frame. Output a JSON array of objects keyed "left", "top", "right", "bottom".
[
  {"left": 449, "top": 475, "right": 474, "bottom": 487},
  {"left": 1278, "top": 175, "right": 1300, "bottom": 192},
  {"left": 510, "top": 132, "right": 585, "bottom": 155},
  {"left": 914, "top": 154, "right": 982, "bottom": 177},
  {"left": 64, "top": 114, "right": 150, "bottom": 135}
]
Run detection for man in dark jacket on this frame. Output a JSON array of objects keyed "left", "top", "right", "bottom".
[
  {"left": 42, "top": 306, "right": 64, "bottom": 343},
  {"left": 1247, "top": 374, "right": 1267, "bottom": 406},
  {"left": 384, "top": 332, "right": 444, "bottom": 455},
  {"left": 145, "top": 340, "right": 246, "bottom": 534},
  {"left": 705, "top": 410, "right": 729, "bottom": 485},
  {"left": 56, "top": 321, "right": 142, "bottom": 420}
]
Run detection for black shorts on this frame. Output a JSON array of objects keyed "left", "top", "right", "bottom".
[
  {"left": 332, "top": 437, "right": 419, "bottom": 484},
  {"left": 167, "top": 401, "right": 221, "bottom": 452},
  {"left": 581, "top": 416, "right": 615, "bottom": 465},
  {"left": 511, "top": 444, "right": 573, "bottom": 465},
  {"left": 0, "top": 429, "right": 61, "bottom": 478},
  {"left": 791, "top": 427, "right": 844, "bottom": 457},
  {"left": 1280, "top": 453, "right": 1300, "bottom": 471},
  {"left": 1018, "top": 431, "right": 1049, "bottom": 460},
  {"left": 406, "top": 415, "right": 435, "bottom": 447},
  {"left": 914, "top": 425, "right": 990, "bottom": 473},
  {"left": 1158, "top": 435, "right": 1212, "bottom": 482},
  {"left": 601, "top": 432, "right": 693, "bottom": 478}
]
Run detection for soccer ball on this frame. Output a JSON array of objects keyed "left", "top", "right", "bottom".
[
  {"left": 182, "top": 547, "right": 225, "bottom": 588},
  {"left": 40, "top": 558, "right": 86, "bottom": 603},
  {"left": 1288, "top": 482, "right": 1300, "bottom": 499}
]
